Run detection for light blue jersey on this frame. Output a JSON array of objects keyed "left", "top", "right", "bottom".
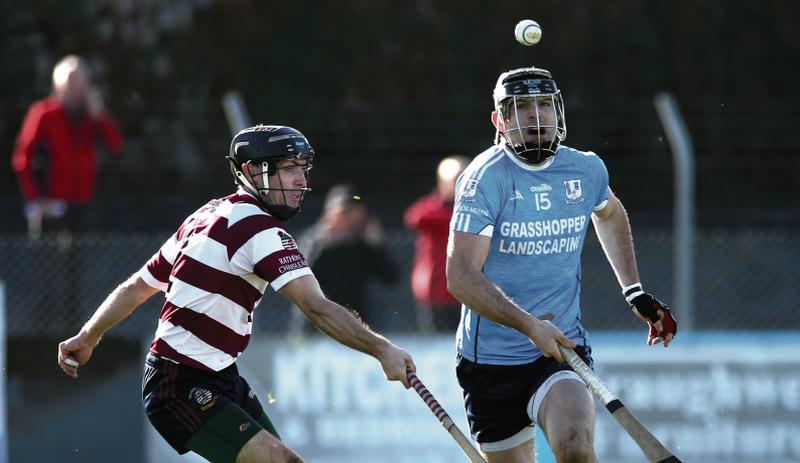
[{"left": 451, "top": 144, "right": 609, "bottom": 365}]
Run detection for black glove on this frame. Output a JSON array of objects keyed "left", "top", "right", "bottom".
[{"left": 624, "top": 283, "right": 677, "bottom": 346}]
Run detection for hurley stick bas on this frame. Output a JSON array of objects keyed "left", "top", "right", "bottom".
[{"left": 557, "top": 345, "right": 681, "bottom": 463}]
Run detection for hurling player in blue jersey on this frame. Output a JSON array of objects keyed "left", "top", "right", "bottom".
[{"left": 446, "top": 66, "right": 677, "bottom": 463}]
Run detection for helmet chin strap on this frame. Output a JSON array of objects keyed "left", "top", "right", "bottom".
[{"left": 233, "top": 169, "right": 259, "bottom": 196}]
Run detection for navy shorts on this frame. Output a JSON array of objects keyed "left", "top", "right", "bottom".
[
  {"left": 142, "top": 353, "right": 266, "bottom": 454},
  {"left": 455, "top": 346, "right": 593, "bottom": 444}
]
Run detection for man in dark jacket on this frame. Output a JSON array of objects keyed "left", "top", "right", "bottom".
[{"left": 295, "top": 184, "right": 398, "bottom": 331}]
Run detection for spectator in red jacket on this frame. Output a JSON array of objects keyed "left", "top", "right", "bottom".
[
  {"left": 404, "top": 155, "right": 469, "bottom": 332},
  {"left": 11, "top": 55, "right": 123, "bottom": 239}
]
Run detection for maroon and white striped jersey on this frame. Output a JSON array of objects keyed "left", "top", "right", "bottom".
[{"left": 138, "top": 190, "right": 312, "bottom": 371}]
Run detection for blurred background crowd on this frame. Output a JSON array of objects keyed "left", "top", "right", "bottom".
[{"left": 2, "top": 0, "right": 798, "bottom": 233}]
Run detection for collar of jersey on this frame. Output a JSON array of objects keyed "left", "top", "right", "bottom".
[
  {"left": 501, "top": 144, "right": 556, "bottom": 171},
  {"left": 234, "top": 187, "right": 275, "bottom": 217},
  {"left": 235, "top": 187, "right": 260, "bottom": 204}
]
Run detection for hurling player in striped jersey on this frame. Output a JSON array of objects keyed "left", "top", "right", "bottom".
[{"left": 58, "top": 125, "right": 416, "bottom": 463}]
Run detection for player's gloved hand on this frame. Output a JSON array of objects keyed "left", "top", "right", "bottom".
[{"left": 623, "top": 283, "right": 677, "bottom": 347}]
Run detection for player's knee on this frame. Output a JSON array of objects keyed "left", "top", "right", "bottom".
[
  {"left": 551, "top": 444, "right": 594, "bottom": 463},
  {"left": 550, "top": 428, "right": 594, "bottom": 463},
  {"left": 236, "top": 431, "right": 304, "bottom": 463},
  {"left": 274, "top": 445, "right": 304, "bottom": 463},
  {"left": 267, "top": 446, "right": 304, "bottom": 463}
]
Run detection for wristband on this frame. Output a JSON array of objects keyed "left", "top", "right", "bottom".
[{"left": 622, "top": 282, "right": 644, "bottom": 303}]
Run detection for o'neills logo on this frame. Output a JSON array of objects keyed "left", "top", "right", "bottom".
[{"left": 278, "top": 231, "right": 298, "bottom": 250}]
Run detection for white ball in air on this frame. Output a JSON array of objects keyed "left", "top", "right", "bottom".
[{"left": 515, "top": 20, "right": 542, "bottom": 46}]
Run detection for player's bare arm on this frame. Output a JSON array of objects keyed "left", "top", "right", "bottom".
[
  {"left": 446, "top": 230, "right": 574, "bottom": 362},
  {"left": 58, "top": 273, "right": 158, "bottom": 378},
  {"left": 591, "top": 189, "right": 640, "bottom": 287},
  {"left": 592, "top": 189, "right": 677, "bottom": 347},
  {"left": 280, "top": 274, "right": 415, "bottom": 388}
]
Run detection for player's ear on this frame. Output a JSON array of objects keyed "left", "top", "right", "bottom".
[
  {"left": 491, "top": 111, "right": 503, "bottom": 131},
  {"left": 241, "top": 162, "right": 253, "bottom": 182},
  {"left": 241, "top": 161, "right": 263, "bottom": 186}
]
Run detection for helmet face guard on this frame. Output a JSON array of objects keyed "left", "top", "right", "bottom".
[
  {"left": 493, "top": 67, "right": 567, "bottom": 164},
  {"left": 227, "top": 125, "right": 315, "bottom": 221}
]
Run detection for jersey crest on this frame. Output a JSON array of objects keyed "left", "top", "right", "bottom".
[
  {"left": 564, "top": 179, "right": 585, "bottom": 204},
  {"left": 278, "top": 231, "right": 298, "bottom": 250},
  {"left": 462, "top": 178, "right": 479, "bottom": 198}
]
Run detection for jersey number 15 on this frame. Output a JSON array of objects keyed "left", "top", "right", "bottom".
[{"left": 533, "top": 192, "right": 551, "bottom": 211}]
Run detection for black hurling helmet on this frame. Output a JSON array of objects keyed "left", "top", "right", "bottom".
[
  {"left": 227, "top": 125, "right": 314, "bottom": 221},
  {"left": 493, "top": 66, "right": 567, "bottom": 164}
]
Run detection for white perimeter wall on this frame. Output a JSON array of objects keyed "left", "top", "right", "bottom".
[{"left": 147, "top": 332, "right": 800, "bottom": 463}]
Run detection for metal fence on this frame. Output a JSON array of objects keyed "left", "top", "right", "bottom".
[{"left": 2, "top": 228, "right": 799, "bottom": 340}]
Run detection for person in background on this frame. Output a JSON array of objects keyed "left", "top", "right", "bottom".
[
  {"left": 11, "top": 54, "right": 123, "bottom": 240},
  {"left": 404, "top": 155, "right": 469, "bottom": 332},
  {"left": 293, "top": 184, "right": 398, "bottom": 332}
]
